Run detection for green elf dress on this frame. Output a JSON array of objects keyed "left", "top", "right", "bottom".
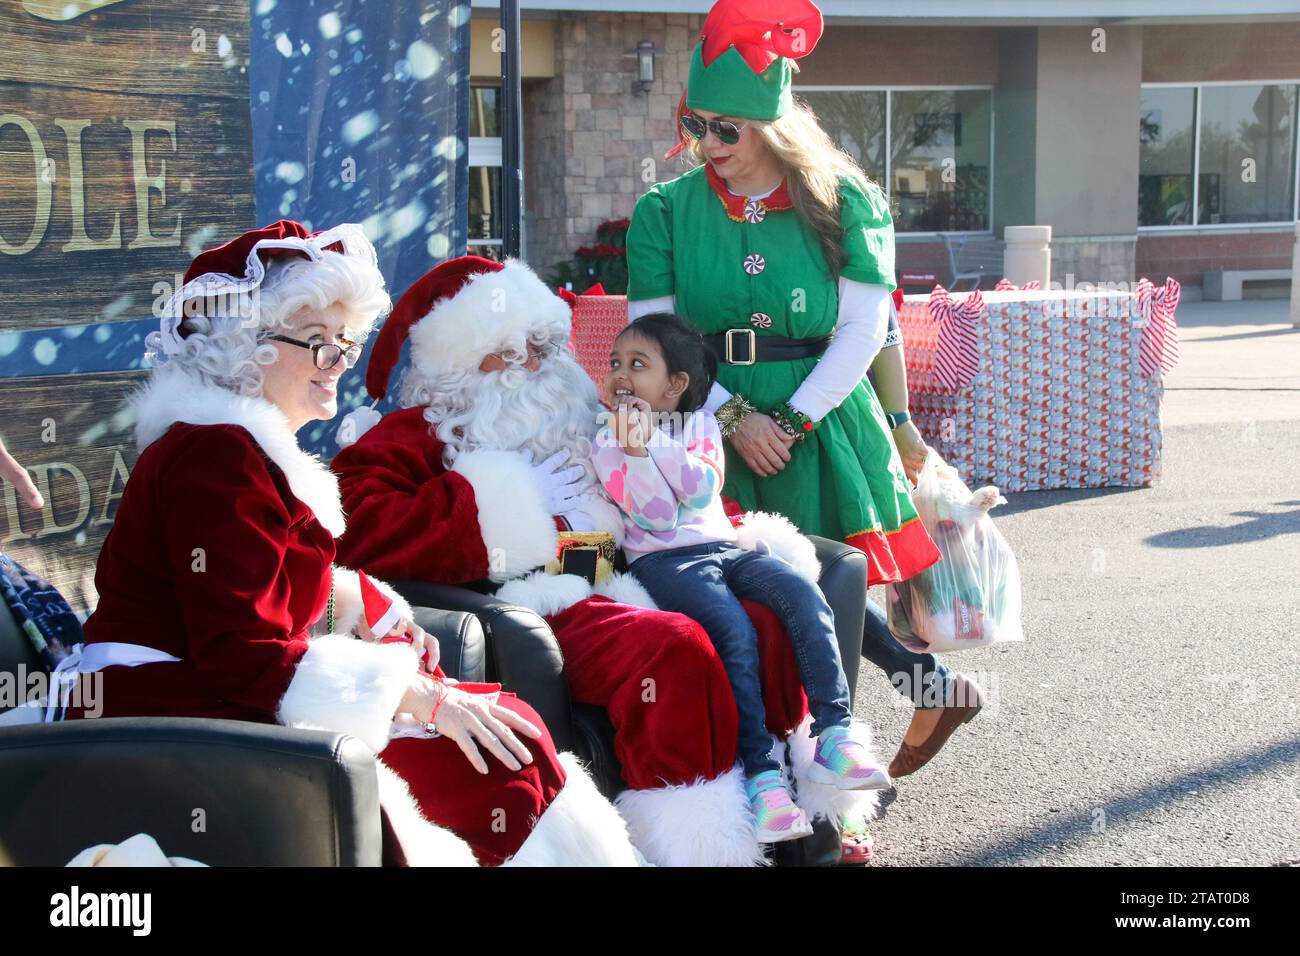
[{"left": 626, "top": 3, "right": 941, "bottom": 585}]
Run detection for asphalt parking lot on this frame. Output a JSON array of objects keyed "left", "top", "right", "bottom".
[{"left": 854, "top": 297, "right": 1300, "bottom": 866}]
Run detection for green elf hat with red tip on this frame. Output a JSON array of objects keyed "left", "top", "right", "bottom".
[{"left": 667, "top": 0, "right": 824, "bottom": 158}]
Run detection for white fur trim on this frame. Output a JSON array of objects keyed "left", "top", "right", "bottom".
[
  {"left": 735, "top": 511, "right": 821, "bottom": 583},
  {"left": 408, "top": 259, "right": 572, "bottom": 378},
  {"left": 277, "top": 635, "right": 417, "bottom": 753},
  {"left": 450, "top": 449, "right": 558, "bottom": 582},
  {"left": 133, "top": 365, "right": 346, "bottom": 536},
  {"left": 329, "top": 567, "right": 413, "bottom": 637},
  {"left": 374, "top": 763, "right": 479, "bottom": 867},
  {"left": 614, "top": 764, "right": 766, "bottom": 867},
  {"left": 592, "top": 572, "right": 659, "bottom": 611},
  {"left": 783, "top": 714, "right": 882, "bottom": 827},
  {"left": 66, "top": 833, "right": 207, "bottom": 867},
  {"left": 503, "top": 753, "right": 642, "bottom": 867},
  {"left": 495, "top": 571, "right": 592, "bottom": 618}
]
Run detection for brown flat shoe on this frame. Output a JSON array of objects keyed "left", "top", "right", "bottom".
[{"left": 888, "top": 674, "right": 984, "bottom": 779}]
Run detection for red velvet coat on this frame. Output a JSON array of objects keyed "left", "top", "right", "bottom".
[
  {"left": 335, "top": 407, "right": 502, "bottom": 584},
  {"left": 81, "top": 423, "right": 324, "bottom": 722}
]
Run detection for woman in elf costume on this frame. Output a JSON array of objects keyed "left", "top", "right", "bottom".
[{"left": 626, "top": 0, "right": 985, "bottom": 780}]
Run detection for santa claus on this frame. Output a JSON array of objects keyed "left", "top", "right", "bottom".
[{"left": 332, "top": 256, "right": 877, "bottom": 866}]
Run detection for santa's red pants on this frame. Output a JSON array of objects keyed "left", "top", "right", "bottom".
[{"left": 543, "top": 596, "right": 808, "bottom": 791}]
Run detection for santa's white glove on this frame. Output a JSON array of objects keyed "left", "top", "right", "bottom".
[
  {"left": 522, "top": 449, "right": 586, "bottom": 515},
  {"left": 559, "top": 509, "right": 596, "bottom": 532}
]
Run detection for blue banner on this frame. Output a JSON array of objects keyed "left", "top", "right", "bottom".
[
  {"left": 250, "top": 0, "right": 470, "bottom": 456},
  {"left": 0, "top": 0, "right": 470, "bottom": 461}
]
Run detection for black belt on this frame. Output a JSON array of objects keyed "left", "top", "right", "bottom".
[{"left": 704, "top": 329, "right": 834, "bottom": 366}]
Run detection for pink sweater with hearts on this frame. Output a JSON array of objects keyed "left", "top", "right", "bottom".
[{"left": 591, "top": 409, "right": 738, "bottom": 564}]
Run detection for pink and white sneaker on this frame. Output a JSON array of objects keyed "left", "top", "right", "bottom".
[
  {"left": 807, "top": 726, "right": 892, "bottom": 791},
  {"left": 746, "top": 770, "right": 813, "bottom": 843}
]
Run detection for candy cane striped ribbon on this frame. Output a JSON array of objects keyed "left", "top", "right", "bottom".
[
  {"left": 994, "top": 278, "right": 1042, "bottom": 291},
  {"left": 1136, "top": 276, "right": 1182, "bottom": 379},
  {"left": 927, "top": 284, "right": 986, "bottom": 390}
]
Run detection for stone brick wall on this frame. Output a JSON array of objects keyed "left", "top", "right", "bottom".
[
  {"left": 1136, "top": 230, "right": 1295, "bottom": 291},
  {"left": 524, "top": 11, "right": 703, "bottom": 278}
]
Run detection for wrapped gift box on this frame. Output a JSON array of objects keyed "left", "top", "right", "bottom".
[{"left": 899, "top": 281, "right": 1180, "bottom": 491}]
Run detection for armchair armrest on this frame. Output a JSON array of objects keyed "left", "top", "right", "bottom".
[
  {"left": 409, "top": 607, "right": 487, "bottom": 684},
  {"left": 387, "top": 581, "right": 576, "bottom": 754},
  {"left": 810, "top": 535, "right": 868, "bottom": 702},
  {"left": 0, "top": 718, "right": 382, "bottom": 866}
]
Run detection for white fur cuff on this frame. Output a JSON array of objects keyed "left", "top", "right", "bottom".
[
  {"left": 495, "top": 570, "right": 592, "bottom": 618},
  {"left": 592, "top": 572, "right": 659, "bottom": 611},
  {"left": 783, "top": 715, "right": 883, "bottom": 827},
  {"left": 450, "top": 449, "right": 559, "bottom": 582},
  {"left": 278, "top": 635, "right": 417, "bottom": 753},
  {"left": 734, "top": 511, "right": 821, "bottom": 583},
  {"left": 614, "top": 764, "right": 766, "bottom": 867}
]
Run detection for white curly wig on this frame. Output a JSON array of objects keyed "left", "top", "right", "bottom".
[{"left": 145, "top": 248, "right": 391, "bottom": 398}]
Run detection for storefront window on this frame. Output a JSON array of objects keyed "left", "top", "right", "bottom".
[
  {"left": 1139, "top": 87, "right": 1196, "bottom": 226},
  {"left": 1140, "top": 82, "right": 1298, "bottom": 227},
  {"left": 468, "top": 84, "right": 504, "bottom": 259},
  {"left": 468, "top": 165, "right": 503, "bottom": 259},
  {"left": 891, "top": 89, "right": 991, "bottom": 232},
  {"left": 799, "top": 87, "right": 992, "bottom": 233},
  {"left": 1198, "top": 84, "right": 1296, "bottom": 225},
  {"left": 470, "top": 85, "right": 501, "bottom": 138},
  {"left": 797, "top": 90, "right": 886, "bottom": 183}
]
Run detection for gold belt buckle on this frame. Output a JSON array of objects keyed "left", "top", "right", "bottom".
[{"left": 725, "top": 328, "right": 757, "bottom": 366}]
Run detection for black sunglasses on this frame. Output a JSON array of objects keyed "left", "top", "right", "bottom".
[
  {"left": 264, "top": 334, "right": 363, "bottom": 371},
  {"left": 680, "top": 113, "right": 748, "bottom": 146}
]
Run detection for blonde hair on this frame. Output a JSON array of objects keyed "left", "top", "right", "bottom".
[{"left": 685, "top": 98, "right": 881, "bottom": 279}]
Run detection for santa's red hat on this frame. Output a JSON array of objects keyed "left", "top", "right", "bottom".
[{"left": 363, "top": 255, "right": 573, "bottom": 400}]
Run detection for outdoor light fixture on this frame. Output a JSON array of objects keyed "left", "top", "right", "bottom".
[{"left": 627, "top": 39, "right": 661, "bottom": 94}]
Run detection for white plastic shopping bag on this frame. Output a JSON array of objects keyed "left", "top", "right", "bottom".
[{"left": 886, "top": 453, "right": 1024, "bottom": 653}]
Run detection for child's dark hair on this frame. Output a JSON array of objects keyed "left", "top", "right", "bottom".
[{"left": 618, "top": 312, "right": 718, "bottom": 412}]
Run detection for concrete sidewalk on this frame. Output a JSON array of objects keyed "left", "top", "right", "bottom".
[
  {"left": 852, "top": 298, "right": 1300, "bottom": 867},
  {"left": 1162, "top": 298, "right": 1300, "bottom": 426}
]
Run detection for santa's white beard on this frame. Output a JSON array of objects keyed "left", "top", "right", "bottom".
[{"left": 402, "top": 352, "right": 604, "bottom": 479}]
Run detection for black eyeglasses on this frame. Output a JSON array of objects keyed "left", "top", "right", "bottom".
[
  {"left": 264, "top": 334, "right": 363, "bottom": 371},
  {"left": 680, "top": 113, "right": 748, "bottom": 146}
]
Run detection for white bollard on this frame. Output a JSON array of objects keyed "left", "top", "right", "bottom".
[
  {"left": 1004, "top": 225, "right": 1052, "bottom": 290},
  {"left": 1291, "top": 220, "right": 1299, "bottom": 328}
]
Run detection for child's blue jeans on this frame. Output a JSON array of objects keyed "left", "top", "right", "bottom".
[{"left": 630, "top": 541, "right": 853, "bottom": 777}]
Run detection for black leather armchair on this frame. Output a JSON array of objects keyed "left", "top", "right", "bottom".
[
  {"left": 390, "top": 534, "right": 870, "bottom": 866},
  {"left": 0, "top": 536, "right": 867, "bottom": 866},
  {"left": 0, "top": 603, "right": 487, "bottom": 866}
]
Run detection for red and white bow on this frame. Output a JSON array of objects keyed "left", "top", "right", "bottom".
[
  {"left": 994, "top": 277, "right": 1042, "bottom": 291},
  {"left": 927, "top": 284, "right": 986, "bottom": 390},
  {"left": 1135, "top": 276, "right": 1181, "bottom": 379}
]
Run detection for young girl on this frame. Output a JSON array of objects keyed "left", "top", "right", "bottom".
[{"left": 592, "top": 313, "right": 891, "bottom": 843}]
